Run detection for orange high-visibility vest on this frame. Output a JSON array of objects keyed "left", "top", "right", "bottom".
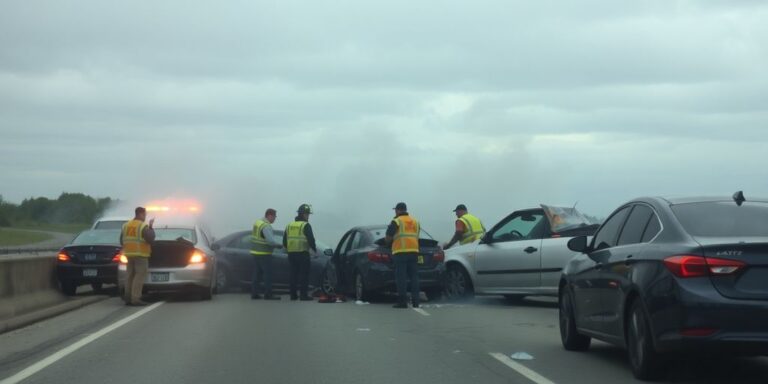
[
  {"left": 121, "top": 219, "right": 151, "bottom": 257},
  {"left": 392, "top": 215, "right": 420, "bottom": 255}
]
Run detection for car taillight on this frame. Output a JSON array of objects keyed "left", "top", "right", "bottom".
[
  {"left": 190, "top": 250, "right": 207, "bottom": 264},
  {"left": 663, "top": 255, "right": 746, "bottom": 278},
  {"left": 433, "top": 249, "right": 445, "bottom": 262},
  {"left": 367, "top": 251, "right": 391, "bottom": 263},
  {"left": 119, "top": 254, "right": 128, "bottom": 264},
  {"left": 112, "top": 252, "right": 123, "bottom": 263},
  {"left": 57, "top": 251, "right": 71, "bottom": 262}
]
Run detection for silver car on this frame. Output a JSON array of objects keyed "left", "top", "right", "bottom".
[
  {"left": 444, "top": 205, "right": 598, "bottom": 300},
  {"left": 118, "top": 224, "right": 218, "bottom": 300}
]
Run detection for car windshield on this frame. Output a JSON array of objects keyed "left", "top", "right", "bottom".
[
  {"left": 672, "top": 201, "right": 768, "bottom": 238},
  {"left": 541, "top": 205, "right": 596, "bottom": 233},
  {"left": 154, "top": 228, "right": 197, "bottom": 243},
  {"left": 71, "top": 230, "right": 121, "bottom": 245},
  {"left": 94, "top": 220, "right": 127, "bottom": 230}
]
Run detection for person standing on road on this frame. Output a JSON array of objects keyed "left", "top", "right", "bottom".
[
  {"left": 443, "top": 204, "right": 486, "bottom": 250},
  {"left": 251, "top": 208, "right": 283, "bottom": 300},
  {"left": 120, "top": 207, "right": 155, "bottom": 306},
  {"left": 385, "top": 202, "right": 421, "bottom": 309},
  {"left": 284, "top": 204, "right": 317, "bottom": 301}
]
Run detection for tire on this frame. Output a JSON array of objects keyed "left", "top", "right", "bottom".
[
  {"left": 61, "top": 281, "right": 77, "bottom": 296},
  {"left": 445, "top": 264, "right": 474, "bottom": 300},
  {"left": 320, "top": 266, "right": 336, "bottom": 296},
  {"left": 354, "top": 271, "right": 371, "bottom": 302},
  {"left": 559, "top": 288, "right": 591, "bottom": 351},
  {"left": 90, "top": 282, "right": 103, "bottom": 292},
  {"left": 215, "top": 266, "right": 229, "bottom": 294},
  {"left": 627, "top": 299, "right": 666, "bottom": 380},
  {"left": 425, "top": 288, "right": 442, "bottom": 302}
]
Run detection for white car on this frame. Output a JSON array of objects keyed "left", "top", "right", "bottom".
[
  {"left": 444, "top": 205, "right": 598, "bottom": 300},
  {"left": 91, "top": 216, "right": 130, "bottom": 230}
]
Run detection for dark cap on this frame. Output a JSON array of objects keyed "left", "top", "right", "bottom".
[
  {"left": 297, "top": 204, "right": 313, "bottom": 215},
  {"left": 453, "top": 204, "right": 468, "bottom": 212},
  {"left": 393, "top": 202, "right": 407, "bottom": 211}
]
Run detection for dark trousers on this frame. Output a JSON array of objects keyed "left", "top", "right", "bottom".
[
  {"left": 252, "top": 255, "right": 273, "bottom": 297},
  {"left": 334, "top": 258, "right": 347, "bottom": 295},
  {"left": 288, "top": 252, "right": 310, "bottom": 298},
  {"left": 394, "top": 253, "right": 420, "bottom": 305}
]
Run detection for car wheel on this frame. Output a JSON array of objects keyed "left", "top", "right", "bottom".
[
  {"left": 61, "top": 281, "right": 77, "bottom": 296},
  {"left": 215, "top": 266, "right": 229, "bottom": 294},
  {"left": 445, "top": 264, "right": 474, "bottom": 300},
  {"left": 559, "top": 288, "right": 591, "bottom": 351},
  {"left": 354, "top": 271, "right": 370, "bottom": 302},
  {"left": 321, "top": 266, "right": 336, "bottom": 296},
  {"left": 627, "top": 300, "right": 666, "bottom": 380}
]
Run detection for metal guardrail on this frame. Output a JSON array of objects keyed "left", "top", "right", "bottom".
[{"left": 0, "top": 248, "right": 60, "bottom": 256}]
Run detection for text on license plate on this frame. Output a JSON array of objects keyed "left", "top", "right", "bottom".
[
  {"left": 151, "top": 273, "right": 170, "bottom": 282},
  {"left": 82, "top": 269, "right": 98, "bottom": 277}
]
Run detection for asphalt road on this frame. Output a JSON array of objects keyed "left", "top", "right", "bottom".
[{"left": 0, "top": 293, "right": 767, "bottom": 384}]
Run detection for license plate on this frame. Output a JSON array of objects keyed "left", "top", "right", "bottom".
[
  {"left": 417, "top": 255, "right": 425, "bottom": 265},
  {"left": 83, "top": 269, "right": 98, "bottom": 277},
  {"left": 83, "top": 253, "right": 97, "bottom": 261},
  {"left": 151, "top": 273, "right": 170, "bottom": 282}
]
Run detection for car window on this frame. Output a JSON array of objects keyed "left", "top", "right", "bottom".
[
  {"left": 71, "top": 230, "right": 121, "bottom": 245},
  {"left": 335, "top": 231, "right": 352, "bottom": 255},
  {"left": 490, "top": 213, "right": 545, "bottom": 243},
  {"left": 617, "top": 205, "right": 654, "bottom": 246},
  {"left": 641, "top": 213, "right": 662, "bottom": 243},
  {"left": 349, "top": 231, "right": 362, "bottom": 251},
  {"left": 672, "top": 201, "right": 768, "bottom": 238},
  {"left": 154, "top": 228, "right": 197, "bottom": 244},
  {"left": 94, "top": 220, "right": 128, "bottom": 230},
  {"left": 592, "top": 206, "right": 631, "bottom": 250},
  {"left": 237, "top": 234, "right": 252, "bottom": 250},
  {"left": 368, "top": 228, "right": 386, "bottom": 242}
]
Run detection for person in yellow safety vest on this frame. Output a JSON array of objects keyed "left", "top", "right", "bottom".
[
  {"left": 120, "top": 207, "right": 155, "bottom": 306},
  {"left": 443, "top": 204, "right": 486, "bottom": 250},
  {"left": 283, "top": 204, "right": 317, "bottom": 301},
  {"left": 385, "top": 202, "right": 421, "bottom": 309},
  {"left": 251, "top": 208, "right": 283, "bottom": 300}
]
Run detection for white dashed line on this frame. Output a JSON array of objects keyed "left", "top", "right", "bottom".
[
  {"left": 413, "top": 307, "right": 431, "bottom": 316},
  {"left": 489, "top": 352, "right": 556, "bottom": 384},
  {"left": 0, "top": 302, "right": 164, "bottom": 384}
]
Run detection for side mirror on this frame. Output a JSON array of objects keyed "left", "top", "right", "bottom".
[
  {"left": 567, "top": 236, "right": 589, "bottom": 253},
  {"left": 211, "top": 243, "right": 221, "bottom": 252},
  {"left": 324, "top": 248, "right": 333, "bottom": 257}
]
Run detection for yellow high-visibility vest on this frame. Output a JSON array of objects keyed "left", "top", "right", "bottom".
[
  {"left": 121, "top": 219, "right": 151, "bottom": 257},
  {"left": 251, "top": 219, "right": 273, "bottom": 256},
  {"left": 392, "top": 215, "right": 420, "bottom": 255},
  {"left": 458, "top": 213, "right": 486, "bottom": 245},
  {"left": 285, "top": 221, "right": 309, "bottom": 253}
]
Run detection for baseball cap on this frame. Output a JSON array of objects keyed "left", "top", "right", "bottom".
[
  {"left": 453, "top": 204, "right": 468, "bottom": 212},
  {"left": 393, "top": 202, "right": 407, "bottom": 211}
]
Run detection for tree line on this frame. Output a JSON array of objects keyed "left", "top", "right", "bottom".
[{"left": 0, "top": 193, "right": 114, "bottom": 227}]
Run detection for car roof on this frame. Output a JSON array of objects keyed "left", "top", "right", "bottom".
[
  {"left": 642, "top": 196, "right": 768, "bottom": 205},
  {"left": 95, "top": 217, "right": 130, "bottom": 222},
  {"left": 354, "top": 225, "right": 388, "bottom": 232}
]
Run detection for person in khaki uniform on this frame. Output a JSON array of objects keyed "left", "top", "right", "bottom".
[{"left": 120, "top": 207, "right": 155, "bottom": 306}]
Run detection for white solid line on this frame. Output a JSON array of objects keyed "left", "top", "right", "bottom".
[
  {"left": 0, "top": 302, "right": 164, "bottom": 384},
  {"left": 489, "top": 352, "right": 556, "bottom": 384},
  {"left": 413, "top": 308, "right": 431, "bottom": 316}
]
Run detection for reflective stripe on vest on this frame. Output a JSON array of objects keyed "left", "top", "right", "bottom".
[
  {"left": 458, "top": 213, "right": 486, "bottom": 245},
  {"left": 250, "top": 219, "right": 273, "bottom": 256},
  {"left": 285, "top": 221, "right": 309, "bottom": 253},
  {"left": 392, "top": 215, "right": 420, "bottom": 255},
  {"left": 121, "top": 219, "right": 151, "bottom": 257}
]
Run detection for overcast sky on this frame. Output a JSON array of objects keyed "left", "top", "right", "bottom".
[{"left": 1, "top": 1, "right": 767, "bottom": 242}]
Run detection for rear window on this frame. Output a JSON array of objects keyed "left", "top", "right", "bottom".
[
  {"left": 154, "top": 228, "right": 197, "bottom": 243},
  {"left": 72, "top": 230, "right": 121, "bottom": 245},
  {"left": 94, "top": 220, "right": 127, "bottom": 230},
  {"left": 672, "top": 201, "right": 768, "bottom": 238}
]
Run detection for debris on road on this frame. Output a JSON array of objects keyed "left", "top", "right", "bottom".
[
  {"left": 510, "top": 352, "right": 535, "bottom": 361},
  {"left": 355, "top": 300, "right": 370, "bottom": 305},
  {"left": 356, "top": 328, "right": 371, "bottom": 332}
]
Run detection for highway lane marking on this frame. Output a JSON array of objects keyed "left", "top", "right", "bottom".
[
  {"left": 489, "top": 352, "right": 556, "bottom": 384},
  {"left": 0, "top": 302, "right": 164, "bottom": 384},
  {"left": 413, "top": 308, "right": 431, "bottom": 316}
]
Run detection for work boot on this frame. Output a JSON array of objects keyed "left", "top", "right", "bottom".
[
  {"left": 264, "top": 295, "right": 281, "bottom": 300},
  {"left": 130, "top": 300, "right": 149, "bottom": 307},
  {"left": 412, "top": 302, "right": 420, "bottom": 308},
  {"left": 392, "top": 303, "right": 408, "bottom": 309}
]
